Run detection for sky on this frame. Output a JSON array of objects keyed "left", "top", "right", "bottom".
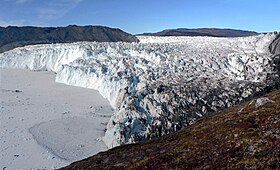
[{"left": 0, "top": 0, "right": 279, "bottom": 34}]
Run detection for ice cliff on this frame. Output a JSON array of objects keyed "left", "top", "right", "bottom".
[{"left": 0, "top": 33, "right": 279, "bottom": 147}]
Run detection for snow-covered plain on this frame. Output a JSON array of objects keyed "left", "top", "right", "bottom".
[
  {"left": 0, "top": 69, "right": 113, "bottom": 169},
  {"left": 0, "top": 33, "right": 279, "bottom": 168}
]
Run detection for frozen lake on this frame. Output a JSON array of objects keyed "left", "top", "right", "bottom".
[{"left": 0, "top": 69, "right": 113, "bottom": 169}]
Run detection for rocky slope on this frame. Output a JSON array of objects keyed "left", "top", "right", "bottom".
[
  {"left": 0, "top": 33, "right": 279, "bottom": 149},
  {"left": 138, "top": 28, "right": 259, "bottom": 37},
  {"left": 0, "top": 25, "right": 139, "bottom": 53},
  {"left": 61, "top": 89, "right": 280, "bottom": 170}
]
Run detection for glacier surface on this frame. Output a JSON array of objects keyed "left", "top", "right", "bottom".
[{"left": 0, "top": 33, "right": 279, "bottom": 148}]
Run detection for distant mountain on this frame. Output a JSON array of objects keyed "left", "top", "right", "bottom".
[
  {"left": 61, "top": 89, "right": 280, "bottom": 170},
  {"left": 0, "top": 25, "right": 139, "bottom": 53},
  {"left": 138, "top": 28, "right": 259, "bottom": 37}
]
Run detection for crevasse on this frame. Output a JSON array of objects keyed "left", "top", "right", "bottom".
[{"left": 0, "top": 34, "right": 278, "bottom": 148}]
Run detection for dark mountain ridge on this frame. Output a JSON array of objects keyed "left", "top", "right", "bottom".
[
  {"left": 0, "top": 25, "right": 139, "bottom": 53},
  {"left": 138, "top": 28, "right": 259, "bottom": 37}
]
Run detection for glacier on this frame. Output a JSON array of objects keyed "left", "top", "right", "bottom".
[{"left": 0, "top": 33, "right": 279, "bottom": 148}]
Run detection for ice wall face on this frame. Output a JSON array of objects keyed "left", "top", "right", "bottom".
[
  {"left": 269, "top": 34, "right": 280, "bottom": 87},
  {"left": 0, "top": 43, "right": 91, "bottom": 72},
  {"left": 0, "top": 33, "right": 278, "bottom": 148}
]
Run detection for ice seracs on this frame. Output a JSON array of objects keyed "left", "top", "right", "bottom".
[{"left": 0, "top": 33, "right": 279, "bottom": 148}]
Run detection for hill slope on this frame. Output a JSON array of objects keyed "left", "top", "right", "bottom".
[
  {"left": 0, "top": 25, "right": 139, "bottom": 53},
  {"left": 62, "top": 89, "right": 280, "bottom": 169},
  {"left": 139, "top": 28, "right": 259, "bottom": 37}
]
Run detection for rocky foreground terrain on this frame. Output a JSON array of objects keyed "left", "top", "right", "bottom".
[
  {"left": 61, "top": 89, "right": 280, "bottom": 169},
  {"left": 0, "top": 25, "right": 139, "bottom": 53}
]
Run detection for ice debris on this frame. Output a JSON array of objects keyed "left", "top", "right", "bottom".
[{"left": 255, "top": 97, "right": 275, "bottom": 108}]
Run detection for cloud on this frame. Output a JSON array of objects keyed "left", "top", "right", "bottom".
[
  {"left": 3, "top": 0, "right": 33, "bottom": 4},
  {"left": 0, "top": 0, "right": 83, "bottom": 27},
  {"left": 15, "top": 0, "right": 32, "bottom": 4},
  {"left": 0, "top": 19, "right": 25, "bottom": 27},
  {"left": 37, "top": 0, "right": 83, "bottom": 20},
  {"left": 38, "top": 9, "right": 61, "bottom": 20}
]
